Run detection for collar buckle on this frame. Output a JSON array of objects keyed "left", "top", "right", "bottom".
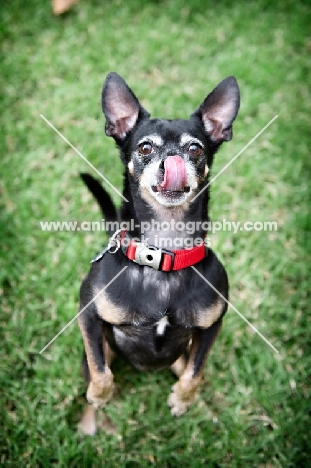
[{"left": 134, "top": 243, "right": 163, "bottom": 270}]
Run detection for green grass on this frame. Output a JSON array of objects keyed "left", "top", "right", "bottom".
[{"left": 1, "top": 0, "right": 310, "bottom": 466}]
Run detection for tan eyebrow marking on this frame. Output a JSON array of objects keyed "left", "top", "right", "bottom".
[
  {"left": 137, "top": 134, "right": 164, "bottom": 147},
  {"left": 180, "top": 133, "right": 204, "bottom": 148}
]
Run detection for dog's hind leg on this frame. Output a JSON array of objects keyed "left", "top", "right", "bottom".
[
  {"left": 171, "top": 355, "right": 187, "bottom": 378},
  {"left": 168, "top": 318, "right": 222, "bottom": 416},
  {"left": 79, "top": 402, "right": 97, "bottom": 436}
]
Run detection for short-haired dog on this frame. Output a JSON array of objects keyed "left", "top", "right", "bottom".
[{"left": 78, "top": 72, "right": 240, "bottom": 434}]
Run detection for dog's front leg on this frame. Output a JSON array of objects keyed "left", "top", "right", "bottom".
[
  {"left": 168, "top": 318, "right": 222, "bottom": 417},
  {"left": 78, "top": 306, "right": 114, "bottom": 410}
]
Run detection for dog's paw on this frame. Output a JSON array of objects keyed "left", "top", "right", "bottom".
[
  {"left": 86, "top": 372, "right": 114, "bottom": 410},
  {"left": 167, "top": 392, "right": 192, "bottom": 417},
  {"left": 86, "top": 384, "right": 114, "bottom": 409},
  {"left": 167, "top": 379, "right": 198, "bottom": 417},
  {"left": 78, "top": 404, "right": 97, "bottom": 436}
]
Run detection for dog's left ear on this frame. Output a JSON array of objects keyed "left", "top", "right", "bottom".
[
  {"left": 102, "top": 72, "right": 150, "bottom": 141},
  {"left": 192, "top": 77, "right": 240, "bottom": 144}
]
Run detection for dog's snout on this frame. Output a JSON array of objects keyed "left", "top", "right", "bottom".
[{"left": 161, "top": 155, "right": 187, "bottom": 191}]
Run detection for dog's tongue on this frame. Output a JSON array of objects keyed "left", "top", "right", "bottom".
[{"left": 161, "top": 156, "right": 187, "bottom": 191}]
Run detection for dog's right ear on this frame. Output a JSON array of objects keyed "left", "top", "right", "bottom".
[
  {"left": 192, "top": 77, "right": 240, "bottom": 145},
  {"left": 102, "top": 73, "right": 150, "bottom": 141}
]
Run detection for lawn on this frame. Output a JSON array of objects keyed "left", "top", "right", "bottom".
[{"left": 1, "top": 0, "right": 310, "bottom": 466}]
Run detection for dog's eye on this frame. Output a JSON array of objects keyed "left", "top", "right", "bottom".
[
  {"left": 189, "top": 143, "right": 203, "bottom": 157},
  {"left": 138, "top": 142, "right": 153, "bottom": 156}
]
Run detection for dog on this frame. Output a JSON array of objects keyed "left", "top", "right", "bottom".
[{"left": 78, "top": 72, "right": 240, "bottom": 435}]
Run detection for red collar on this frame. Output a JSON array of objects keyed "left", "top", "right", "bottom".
[{"left": 120, "top": 231, "right": 207, "bottom": 272}]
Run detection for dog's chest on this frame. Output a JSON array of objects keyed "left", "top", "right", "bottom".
[
  {"left": 94, "top": 267, "right": 191, "bottom": 327},
  {"left": 136, "top": 267, "right": 176, "bottom": 303}
]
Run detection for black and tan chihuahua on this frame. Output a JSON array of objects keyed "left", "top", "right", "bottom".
[{"left": 78, "top": 73, "right": 240, "bottom": 434}]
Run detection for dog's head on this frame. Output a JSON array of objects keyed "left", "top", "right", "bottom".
[{"left": 102, "top": 73, "right": 239, "bottom": 209}]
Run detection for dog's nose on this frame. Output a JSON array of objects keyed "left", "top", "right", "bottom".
[{"left": 161, "top": 156, "right": 187, "bottom": 191}]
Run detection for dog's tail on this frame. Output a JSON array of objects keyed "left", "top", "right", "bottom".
[{"left": 80, "top": 173, "right": 117, "bottom": 221}]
